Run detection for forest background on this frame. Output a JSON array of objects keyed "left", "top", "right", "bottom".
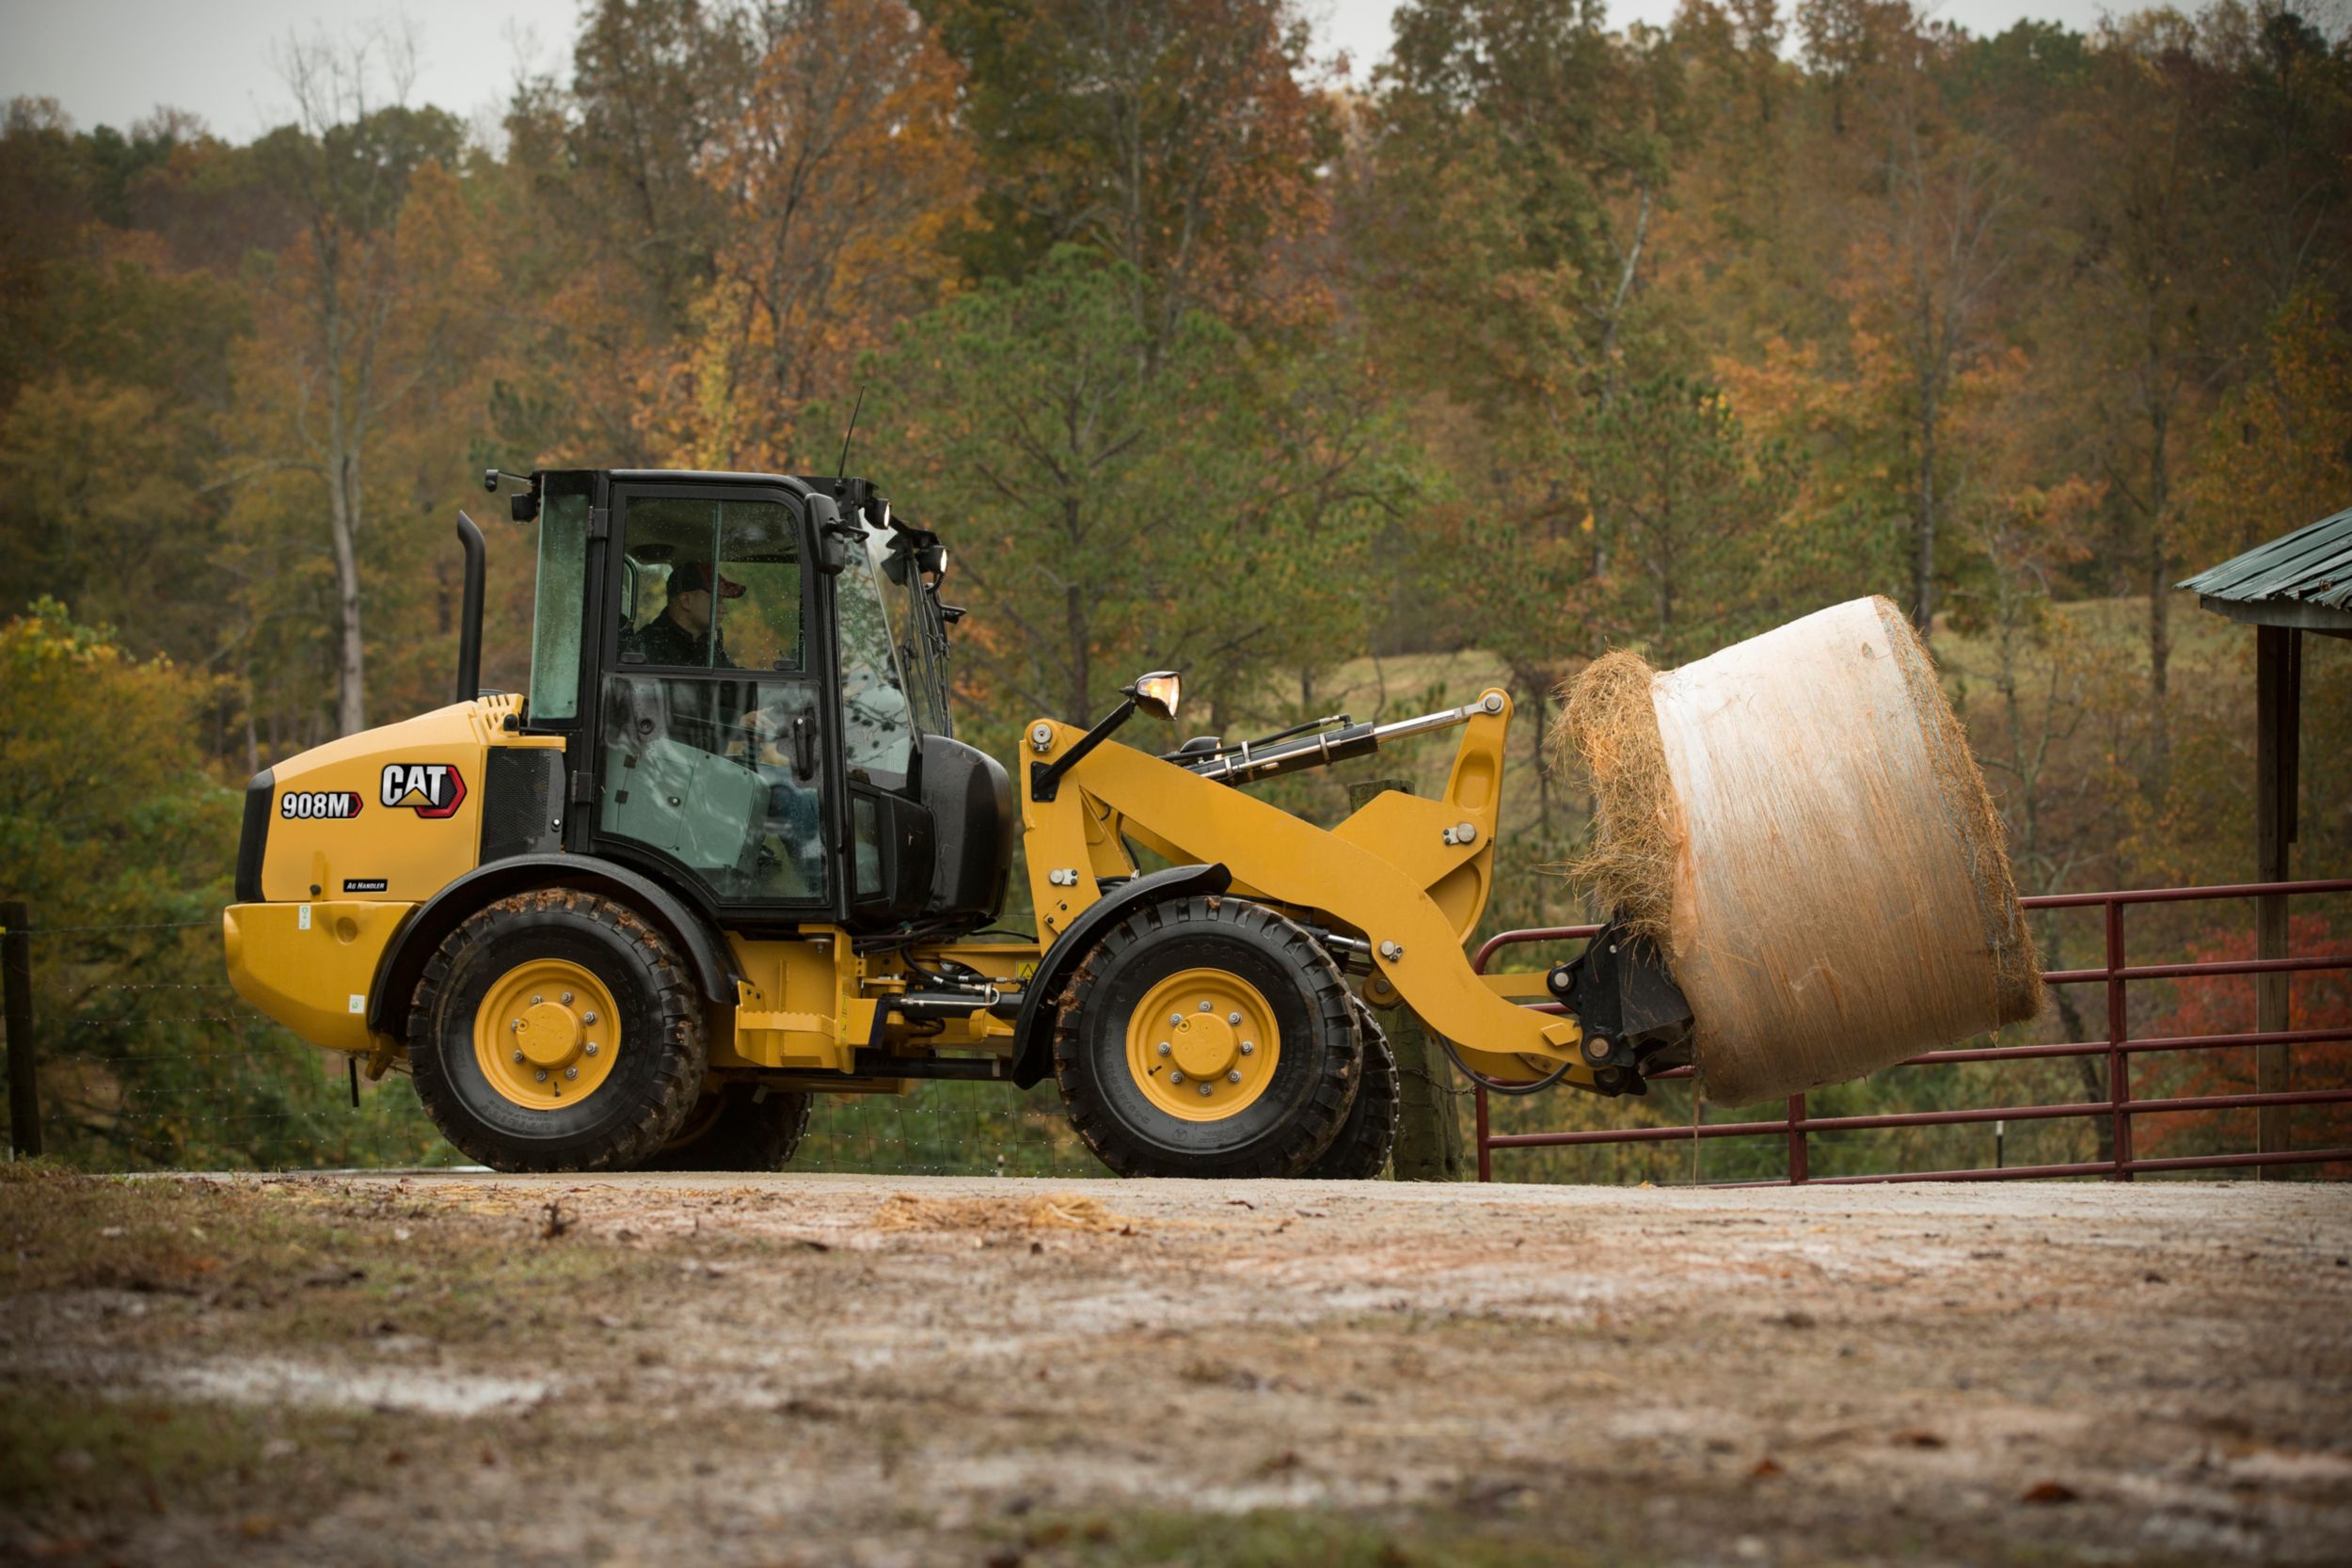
[{"left": 2, "top": 0, "right": 2347, "bottom": 1178}]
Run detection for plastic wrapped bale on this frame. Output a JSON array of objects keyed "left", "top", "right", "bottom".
[{"left": 1550, "top": 596, "right": 2042, "bottom": 1105}]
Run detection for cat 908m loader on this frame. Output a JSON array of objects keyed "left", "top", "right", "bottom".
[{"left": 222, "top": 467, "right": 1692, "bottom": 1176}]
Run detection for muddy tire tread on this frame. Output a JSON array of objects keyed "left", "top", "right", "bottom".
[
  {"left": 637, "top": 1085, "right": 816, "bottom": 1171},
  {"left": 1052, "top": 895, "right": 1359, "bottom": 1179},
  {"left": 406, "top": 887, "right": 706, "bottom": 1172},
  {"left": 1302, "top": 997, "right": 1399, "bottom": 1180}
]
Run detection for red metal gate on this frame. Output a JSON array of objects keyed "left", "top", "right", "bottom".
[{"left": 1467, "top": 878, "right": 2352, "bottom": 1184}]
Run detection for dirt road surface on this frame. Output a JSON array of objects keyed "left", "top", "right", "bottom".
[{"left": 4, "top": 1169, "right": 2349, "bottom": 1566}]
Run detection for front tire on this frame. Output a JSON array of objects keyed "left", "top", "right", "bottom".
[
  {"left": 407, "top": 888, "right": 707, "bottom": 1172},
  {"left": 1053, "top": 895, "right": 1359, "bottom": 1178}
]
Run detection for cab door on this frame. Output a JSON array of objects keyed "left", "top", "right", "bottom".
[
  {"left": 832, "top": 506, "right": 937, "bottom": 922},
  {"left": 587, "top": 483, "right": 835, "bottom": 913}
]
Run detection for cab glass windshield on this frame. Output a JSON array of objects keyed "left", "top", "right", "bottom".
[
  {"left": 527, "top": 483, "right": 592, "bottom": 721},
  {"left": 862, "top": 513, "right": 953, "bottom": 737}
]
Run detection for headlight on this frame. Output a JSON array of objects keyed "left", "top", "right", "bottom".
[{"left": 1130, "top": 670, "right": 1182, "bottom": 721}]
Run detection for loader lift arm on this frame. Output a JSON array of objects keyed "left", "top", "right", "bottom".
[{"left": 1017, "top": 689, "right": 1659, "bottom": 1092}]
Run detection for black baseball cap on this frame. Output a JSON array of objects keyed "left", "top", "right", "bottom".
[{"left": 668, "top": 562, "right": 745, "bottom": 598}]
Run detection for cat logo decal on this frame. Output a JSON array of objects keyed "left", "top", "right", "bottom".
[{"left": 380, "top": 763, "right": 468, "bottom": 818}]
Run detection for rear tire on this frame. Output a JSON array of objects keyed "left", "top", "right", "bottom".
[
  {"left": 407, "top": 888, "right": 707, "bottom": 1172},
  {"left": 1303, "top": 999, "right": 1399, "bottom": 1180},
  {"left": 1054, "top": 895, "right": 1358, "bottom": 1178},
  {"left": 635, "top": 1084, "right": 814, "bottom": 1171}
]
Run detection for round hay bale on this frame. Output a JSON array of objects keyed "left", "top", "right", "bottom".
[{"left": 1550, "top": 597, "right": 2042, "bottom": 1105}]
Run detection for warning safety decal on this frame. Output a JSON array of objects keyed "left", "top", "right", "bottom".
[{"left": 380, "top": 763, "right": 468, "bottom": 818}]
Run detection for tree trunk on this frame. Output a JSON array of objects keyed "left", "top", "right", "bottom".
[
  {"left": 1064, "top": 578, "right": 1091, "bottom": 724},
  {"left": 329, "top": 452, "right": 367, "bottom": 736},
  {"left": 1524, "top": 670, "right": 1551, "bottom": 836},
  {"left": 1912, "top": 375, "right": 1939, "bottom": 636},
  {"left": 2145, "top": 403, "right": 2172, "bottom": 798}
]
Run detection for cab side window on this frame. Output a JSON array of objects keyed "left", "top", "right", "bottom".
[
  {"left": 717, "top": 503, "right": 803, "bottom": 671},
  {"left": 618, "top": 499, "right": 803, "bottom": 673},
  {"left": 619, "top": 499, "right": 718, "bottom": 669}
]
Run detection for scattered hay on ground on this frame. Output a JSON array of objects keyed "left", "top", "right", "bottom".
[{"left": 873, "top": 1191, "right": 1136, "bottom": 1234}]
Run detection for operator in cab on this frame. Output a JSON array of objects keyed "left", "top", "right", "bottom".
[{"left": 628, "top": 561, "right": 740, "bottom": 667}]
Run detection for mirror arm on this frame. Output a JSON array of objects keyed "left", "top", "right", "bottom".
[{"left": 1029, "top": 696, "right": 1137, "bottom": 804}]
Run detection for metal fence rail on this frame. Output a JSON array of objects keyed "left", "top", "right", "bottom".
[{"left": 1468, "top": 878, "right": 2352, "bottom": 1184}]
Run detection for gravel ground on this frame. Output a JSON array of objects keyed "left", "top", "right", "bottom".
[{"left": 5, "top": 1172, "right": 2350, "bottom": 1566}]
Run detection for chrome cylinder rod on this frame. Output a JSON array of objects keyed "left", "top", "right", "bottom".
[{"left": 1185, "top": 690, "right": 1505, "bottom": 785}]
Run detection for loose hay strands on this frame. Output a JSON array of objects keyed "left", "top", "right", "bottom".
[
  {"left": 873, "top": 1191, "right": 1135, "bottom": 1234},
  {"left": 1550, "top": 599, "right": 2043, "bottom": 1106},
  {"left": 1550, "top": 648, "right": 1679, "bottom": 946}
]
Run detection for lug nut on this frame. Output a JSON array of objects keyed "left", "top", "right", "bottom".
[
  {"left": 1168, "top": 1013, "right": 1183, "bottom": 1027},
  {"left": 1198, "top": 1083, "right": 1214, "bottom": 1096},
  {"left": 532, "top": 994, "right": 543, "bottom": 1005},
  {"left": 512, "top": 1049, "right": 524, "bottom": 1063},
  {"left": 562, "top": 991, "right": 574, "bottom": 1005},
  {"left": 1156, "top": 1042, "right": 1170, "bottom": 1056},
  {"left": 564, "top": 1067, "right": 578, "bottom": 1080},
  {"left": 1169, "top": 1070, "right": 1184, "bottom": 1085},
  {"left": 510, "top": 1019, "right": 523, "bottom": 1032},
  {"left": 533, "top": 1069, "right": 548, "bottom": 1083},
  {"left": 1199, "top": 1001, "right": 1213, "bottom": 1012},
  {"left": 584, "top": 1042, "right": 599, "bottom": 1056},
  {"left": 582, "top": 1010, "right": 597, "bottom": 1024},
  {"left": 1227, "top": 1069, "right": 1242, "bottom": 1084},
  {"left": 1228, "top": 1011, "right": 1242, "bottom": 1024},
  {"left": 1240, "top": 1040, "right": 1255, "bottom": 1054}
]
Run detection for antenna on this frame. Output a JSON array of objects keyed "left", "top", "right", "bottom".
[{"left": 835, "top": 385, "right": 866, "bottom": 482}]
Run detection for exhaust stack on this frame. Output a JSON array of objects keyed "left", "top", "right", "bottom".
[{"left": 454, "top": 511, "right": 485, "bottom": 704}]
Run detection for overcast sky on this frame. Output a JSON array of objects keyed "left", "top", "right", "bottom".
[{"left": 0, "top": 0, "right": 2286, "bottom": 142}]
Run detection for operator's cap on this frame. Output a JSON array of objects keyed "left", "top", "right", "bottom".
[{"left": 668, "top": 562, "right": 745, "bottom": 598}]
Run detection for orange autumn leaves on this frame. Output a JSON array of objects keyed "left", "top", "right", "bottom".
[{"left": 641, "top": 0, "right": 977, "bottom": 473}]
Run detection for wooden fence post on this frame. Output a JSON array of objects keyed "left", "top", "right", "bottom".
[
  {"left": 3, "top": 901, "right": 39, "bottom": 1160},
  {"left": 2254, "top": 626, "right": 2299, "bottom": 1174}
]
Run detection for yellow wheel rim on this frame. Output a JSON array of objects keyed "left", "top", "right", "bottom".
[
  {"left": 1124, "top": 967, "right": 1281, "bottom": 1122},
  {"left": 472, "top": 958, "right": 622, "bottom": 1111}
]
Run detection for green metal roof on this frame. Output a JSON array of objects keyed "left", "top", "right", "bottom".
[{"left": 2180, "top": 505, "right": 2352, "bottom": 632}]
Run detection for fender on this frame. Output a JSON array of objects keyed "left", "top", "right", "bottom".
[
  {"left": 1009, "top": 862, "right": 1231, "bottom": 1088},
  {"left": 367, "top": 853, "right": 741, "bottom": 1040}
]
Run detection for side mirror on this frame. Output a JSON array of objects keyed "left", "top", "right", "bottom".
[
  {"left": 1127, "top": 670, "right": 1182, "bottom": 721},
  {"left": 809, "top": 494, "right": 849, "bottom": 575}
]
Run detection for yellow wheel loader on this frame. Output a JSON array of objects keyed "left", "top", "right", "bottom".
[{"left": 223, "top": 467, "right": 1693, "bottom": 1175}]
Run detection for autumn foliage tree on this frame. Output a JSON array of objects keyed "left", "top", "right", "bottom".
[
  {"left": 227, "top": 35, "right": 487, "bottom": 736},
  {"left": 924, "top": 0, "right": 1334, "bottom": 346},
  {"left": 4, "top": 0, "right": 2351, "bottom": 1175},
  {"left": 647, "top": 0, "right": 976, "bottom": 470}
]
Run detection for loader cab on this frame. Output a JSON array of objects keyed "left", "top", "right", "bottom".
[{"left": 518, "top": 469, "right": 1009, "bottom": 937}]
